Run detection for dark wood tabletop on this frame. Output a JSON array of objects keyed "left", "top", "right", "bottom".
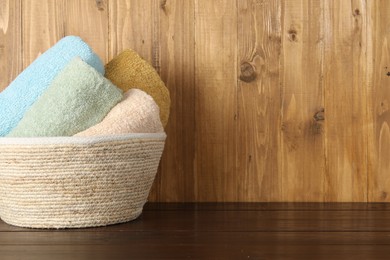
[{"left": 2, "top": 203, "right": 390, "bottom": 259}]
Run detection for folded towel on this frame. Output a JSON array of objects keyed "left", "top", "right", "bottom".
[
  {"left": 75, "top": 89, "right": 164, "bottom": 137},
  {"left": 0, "top": 36, "right": 104, "bottom": 136},
  {"left": 7, "top": 58, "right": 122, "bottom": 137},
  {"left": 105, "top": 49, "right": 170, "bottom": 127}
]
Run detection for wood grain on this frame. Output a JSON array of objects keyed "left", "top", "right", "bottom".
[
  {"left": 22, "top": 0, "right": 64, "bottom": 67},
  {"left": 0, "top": 0, "right": 22, "bottom": 91},
  {"left": 4, "top": 231, "right": 390, "bottom": 246},
  {"left": 63, "top": 0, "right": 108, "bottom": 62},
  {"left": 2, "top": 203, "right": 390, "bottom": 259},
  {"left": 323, "top": 0, "right": 368, "bottom": 201},
  {"left": 2, "top": 244, "right": 390, "bottom": 260},
  {"left": 1, "top": 0, "right": 389, "bottom": 202},
  {"left": 158, "top": 0, "right": 196, "bottom": 201},
  {"left": 280, "top": 0, "right": 325, "bottom": 201},
  {"left": 367, "top": 0, "right": 390, "bottom": 202},
  {"left": 194, "top": 0, "right": 237, "bottom": 201},
  {"left": 108, "top": 0, "right": 161, "bottom": 200},
  {"left": 108, "top": 0, "right": 156, "bottom": 62},
  {"left": 237, "top": 0, "right": 282, "bottom": 201}
]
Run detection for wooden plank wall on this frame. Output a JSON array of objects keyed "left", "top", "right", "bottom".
[{"left": 0, "top": 0, "right": 389, "bottom": 202}]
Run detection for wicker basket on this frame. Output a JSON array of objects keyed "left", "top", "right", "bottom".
[{"left": 0, "top": 133, "right": 166, "bottom": 229}]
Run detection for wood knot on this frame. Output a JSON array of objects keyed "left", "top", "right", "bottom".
[
  {"left": 239, "top": 62, "right": 256, "bottom": 83},
  {"left": 256, "top": 0, "right": 265, "bottom": 5},
  {"left": 353, "top": 8, "right": 360, "bottom": 16},
  {"left": 95, "top": 0, "right": 105, "bottom": 11},
  {"left": 314, "top": 108, "right": 325, "bottom": 121},
  {"left": 160, "top": 0, "right": 167, "bottom": 12},
  {"left": 379, "top": 100, "right": 389, "bottom": 115},
  {"left": 288, "top": 28, "right": 298, "bottom": 42}
]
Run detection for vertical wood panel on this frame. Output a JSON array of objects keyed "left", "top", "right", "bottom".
[
  {"left": 0, "top": 0, "right": 22, "bottom": 91},
  {"left": 194, "top": 0, "right": 237, "bottom": 201},
  {"left": 323, "top": 0, "right": 368, "bottom": 201},
  {"left": 108, "top": 0, "right": 155, "bottom": 62},
  {"left": 22, "top": 0, "right": 64, "bottom": 67},
  {"left": 236, "top": 0, "right": 282, "bottom": 201},
  {"left": 63, "top": 0, "right": 108, "bottom": 63},
  {"left": 158, "top": 0, "right": 196, "bottom": 201},
  {"left": 367, "top": 0, "right": 390, "bottom": 202},
  {"left": 3, "top": 0, "right": 386, "bottom": 202},
  {"left": 280, "top": 1, "right": 325, "bottom": 201},
  {"left": 108, "top": 0, "right": 161, "bottom": 200}
]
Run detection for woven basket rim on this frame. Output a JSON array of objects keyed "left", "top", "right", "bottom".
[{"left": 0, "top": 132, "right": 166, "bottom": 145}]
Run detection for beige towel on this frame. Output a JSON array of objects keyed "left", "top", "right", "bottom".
[{"left": 74, "top": 89, "right": 163, "bottom": 137}]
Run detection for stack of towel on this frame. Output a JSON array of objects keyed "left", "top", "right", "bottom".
[{"left": 1, "top": 36, "right": 170, "bottom": 137}]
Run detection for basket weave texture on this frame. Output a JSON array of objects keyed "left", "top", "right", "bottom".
[{"left": 0, "top": 133, "right": 165, "bottom": 229}]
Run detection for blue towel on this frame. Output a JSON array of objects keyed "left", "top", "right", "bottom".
[{"left": 0, "top": 36, "right": 104, "bottom": 136}]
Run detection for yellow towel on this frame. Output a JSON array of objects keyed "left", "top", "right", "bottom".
[{"left": 105, "top": 49, "right": 170, "bottom": 127}]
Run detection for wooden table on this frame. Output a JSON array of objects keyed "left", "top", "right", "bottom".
[{"left": 2, "top": 203, "right": 390, "bottom": 259}]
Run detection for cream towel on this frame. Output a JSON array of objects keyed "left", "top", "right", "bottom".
[{"left": 74, "top": 89, "right": 163, "bottom": 137}]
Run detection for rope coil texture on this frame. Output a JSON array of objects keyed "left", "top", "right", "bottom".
[{"left": 0, "top": 134, "right": 165, "bottom": 229}]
